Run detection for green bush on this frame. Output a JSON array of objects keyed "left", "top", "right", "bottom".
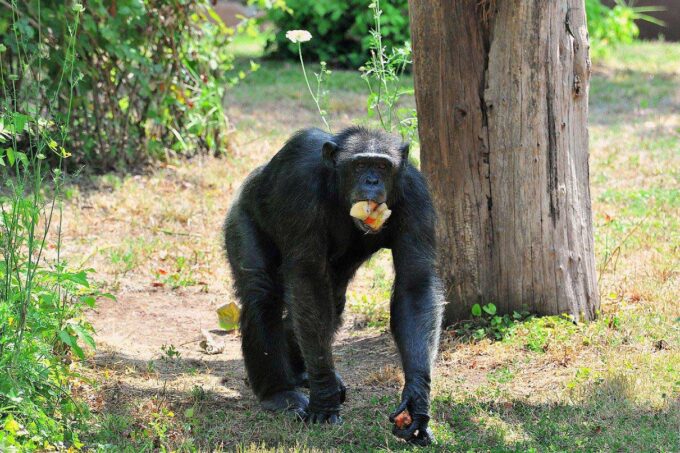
[
  {"left": 0, "top": 0, "right": 252, "bottom": 172},
  {"left": 265, "top": 0, "right": 410, "bottom": 68},
  {"left": 587, "top": 0, "right": 637, "bottom": 46}
]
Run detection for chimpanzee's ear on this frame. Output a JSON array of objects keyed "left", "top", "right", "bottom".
[
  {"left": 322, "top": 141, "right": 338, "bottom": 168},
  {"left": 399, "top": 142, "right": 410, "bottom": 167}
]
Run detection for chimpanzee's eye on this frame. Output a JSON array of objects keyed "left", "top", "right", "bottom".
[
  {"left": 357, "top": 163, "right": 366, "bottom": 170},
  {"left": 377, "top": 163, "right": 387, "bottom": 170}
]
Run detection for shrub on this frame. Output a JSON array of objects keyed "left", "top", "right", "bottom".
[
  {"left": 265, "top": 0, "right": 410, "bottom": 68},
  {"left": 0, "top": 0, "right": 252, "bottom": 172}
]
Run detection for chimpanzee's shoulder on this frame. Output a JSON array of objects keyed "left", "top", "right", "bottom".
[
  {"left": 277, "top": 128, "right": 330, "bottom": 160},
  {"left": 401, "top": 164, "right": 431, "bottom": 200},
  {"left": 258, "top": 128, "right": 327, "bottom": 180},
  {"left": 391, "top": 163, "right": 436, "bottom": 233}
]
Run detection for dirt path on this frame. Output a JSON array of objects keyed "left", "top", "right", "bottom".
[
  {"left": 86, "top": 287, "right": 401, "bottom": 402},
  {"left": 84, "top": 280, "right": 412, "bottom": 451}
]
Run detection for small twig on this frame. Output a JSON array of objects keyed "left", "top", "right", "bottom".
[
  {"left": 149, "top": 227, "right": 200, "bottom": 238},
  {"left": 598, "top": 214, "right": 648, "bottom": 283}
]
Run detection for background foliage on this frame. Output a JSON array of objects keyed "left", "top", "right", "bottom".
[
  {"left": 265, "top": 0, "right": 656, "bottom": 68},
  {"left": 265, "top": 0, "right": 410, "bottom": 68},
  {"left": 0, "top": 0, "right": 246, "bottom": 172},
  {"left": 586, "top": 0, "right": 664, "bottom": 57}
]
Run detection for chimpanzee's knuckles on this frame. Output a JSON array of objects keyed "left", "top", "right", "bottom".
[{"left": 306, "top": 409, "right": 342, "bottom": 425}]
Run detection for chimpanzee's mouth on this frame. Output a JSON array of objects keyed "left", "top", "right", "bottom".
[{"left": 349, "top": 199, "right": 391, "bottom": 234}]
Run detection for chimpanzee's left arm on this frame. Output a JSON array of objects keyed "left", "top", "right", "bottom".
[{"left": 389, "top": 181, "right": 443, "bottom": 446}]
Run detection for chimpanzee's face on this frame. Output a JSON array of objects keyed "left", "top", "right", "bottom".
[
  {"left": 322, "top": 131, "right": 407, "bottom": 233},
  {"left": 344, "top": 155, "right": 397, "bottom": 233},
  {"left": 345, "top": 154, "right": 395, "bottom": 205},
  {"left": 333, "top": 153, "right": 399, "bottom": 234}
]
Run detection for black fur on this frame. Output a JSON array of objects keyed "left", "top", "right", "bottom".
[{"left": 224, "top": 127, "right": 443, "bottom": 445}]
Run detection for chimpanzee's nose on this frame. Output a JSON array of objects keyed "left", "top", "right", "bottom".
[{"left": 365, "top": 175, "right": 379, "bottom": 185}]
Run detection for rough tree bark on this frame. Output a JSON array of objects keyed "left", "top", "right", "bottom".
[{"left": 408, "top": 0, "right": 600, "bottom": 323}]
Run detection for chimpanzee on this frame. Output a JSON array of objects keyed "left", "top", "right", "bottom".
[{"left": 223, "top": 126, "right": 443, "bottom": 445}]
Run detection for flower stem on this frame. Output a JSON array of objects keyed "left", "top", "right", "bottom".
[{"left": 298, "top": 43, "right": 331, "bottom": 133}]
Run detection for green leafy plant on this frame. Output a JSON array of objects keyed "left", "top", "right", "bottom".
[
  {"left": 454, "top": 303, "right": 532, "bottom": 341},
  {"left": 360, "top": 0, "right": 417, "bottom": 142},
  {"left": 586, "top": 0, "right": 665, "bottom": 58},
  {"left": 0, "top": 2, "right": 112, "bottom": 449},
  {"left": 287, "top": 0, "right": 417, "bottom": 141},
  {"left": 160, "top": 344, "right": 182, "bottom": 361}
]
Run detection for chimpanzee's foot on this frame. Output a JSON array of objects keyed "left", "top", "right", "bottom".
[{"left": 261, "top": 390, "right": 309, "bottom": 420}]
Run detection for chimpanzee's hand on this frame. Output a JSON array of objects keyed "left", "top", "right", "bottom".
[
  {"left": 389, "top": 384, "right": 434, "bottom": 446},
  {"left": 306, "top": 372, "right": 346, "bottom": 424}
]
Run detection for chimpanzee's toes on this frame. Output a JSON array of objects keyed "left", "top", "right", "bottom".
[
  {"left": 261, "top": 390, "right": 309, "bottom": 420},
  {"left": 294, "top": 372, "right": 310, "bottom": 388}
]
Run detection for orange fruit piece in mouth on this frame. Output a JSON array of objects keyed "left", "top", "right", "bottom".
[{"left": 349, "top": 201, "right": 392, "bottom": 230}]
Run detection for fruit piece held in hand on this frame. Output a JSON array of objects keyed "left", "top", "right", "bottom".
[{"left": 394, "top": 410, "right": 413, "bottom": 430}]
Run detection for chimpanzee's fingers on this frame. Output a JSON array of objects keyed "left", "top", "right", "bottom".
[
  {"left": 391, "top": 419, "right": 419, "bottom": 440},
  {"left": 388, "top": 399, "right": 409, "bottom": 422}
]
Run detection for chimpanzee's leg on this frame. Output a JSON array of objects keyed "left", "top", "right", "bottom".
[
  {"left": 224, "top": 207, "right": 307, "bottom": 417},
  {"left": 284, "top": 259, "right": 348, "bottom": 424},
  {"left": 284, "top": 316, "right": 308, "bottom": 386}
]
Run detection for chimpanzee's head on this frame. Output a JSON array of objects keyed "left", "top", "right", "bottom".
[{"left": 322, "top": 127, "right": 409, "bottom": 233}]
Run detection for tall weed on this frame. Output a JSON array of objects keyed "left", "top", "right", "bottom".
[{"left": 0, "top": 2, "right": 109, "bottom": 449}]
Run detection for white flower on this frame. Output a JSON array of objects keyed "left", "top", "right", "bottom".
[{"left": 286, "top": 30, "right": 312, "bottom": 43}]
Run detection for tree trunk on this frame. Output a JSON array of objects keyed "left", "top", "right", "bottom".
[{"left": 408, "top": 0, "right": 599, "bottom": 323}]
